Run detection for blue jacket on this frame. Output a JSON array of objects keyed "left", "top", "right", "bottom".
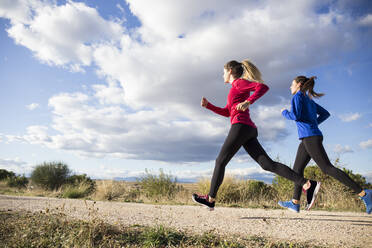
[{"left": 282, "top": 91, "right": 330, "bottom": 139}]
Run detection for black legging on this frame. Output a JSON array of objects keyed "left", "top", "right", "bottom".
[
  {"left": 209, "top": 123, "right": 308, "bottom": 198},
  {"left": 292, "top": 135, "right": 362, "bottom": 200}
]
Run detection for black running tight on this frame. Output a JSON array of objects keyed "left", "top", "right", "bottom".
[
  {"left": 209, "top": 123, "right": 308, "bottom": 198},
  {"left": 292, "top": 135, "right": 362, "bottom": 200}
]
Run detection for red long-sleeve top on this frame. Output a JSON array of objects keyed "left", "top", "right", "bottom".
[{"left": 206, "top": 78, "right": 269, "bottom": 128}]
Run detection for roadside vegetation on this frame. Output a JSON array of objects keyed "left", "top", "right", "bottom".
[
  {"left": 0, "top": 159, "right": 370, "bottom": 212},
  {"left": 0, "top": 160, "right": 368, "bottom": 247},
  {"left": 0, "top": 210, "right": 326, "bottom": 248}
]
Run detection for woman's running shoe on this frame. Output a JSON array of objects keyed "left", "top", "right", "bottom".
[
  {"left": 278, "top": 200, "right": 300, "bottom": 213},
  {"left": 360, "top": 189, "right": 372, "bottom": 214},
  {"left": 304, "top": 180, "right": 321, "bottom": 211},
  {"left": 192, "top": 193, "right": 215, "bottom": 211}
]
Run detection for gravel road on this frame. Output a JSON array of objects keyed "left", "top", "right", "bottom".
[{"left": 1, "top": 195, "right": 371, "bottom": 247}]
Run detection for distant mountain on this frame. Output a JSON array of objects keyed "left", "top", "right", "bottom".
[
  {"left": 112, "top": 177, "right": 139, "bottom": 182},
  {"left": 103, "top": 175, "right": 274, "bottom": 184}
]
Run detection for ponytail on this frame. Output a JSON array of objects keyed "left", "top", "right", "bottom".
[
  {"left": 224, "top": 59, "right": 264, "bottom": 83},
  {"left": 241, "top": 60, "right": 264, "bottom": 83},
  {"left": 294, "top": 76, "right": 324, "bottom": 98}
]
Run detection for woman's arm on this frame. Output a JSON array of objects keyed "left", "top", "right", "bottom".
[
  {"left": 235, "top": 81, "right": 269, "bottom": 104},
  {"left": 201, "top": 96, "right": 230, "bottom": 117},
  {"left": 206, "top": 102, "right": 230, "bottom": 117},
  {"left": 315, "top": 102, "right": 330, "bottom": 124},
  {"left": 246, "top": 82, "right": 269, "bottom": 104},
  {"left": 282, "top": 94, "right": 302, "bottom": 121}
]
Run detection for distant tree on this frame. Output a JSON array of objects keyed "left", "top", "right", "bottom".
[
  {"left": 7, "top": 175, "right": 29, "bottom": 188},
  {"left": 0, "top": 169, "right": 15, "bottom": 181},
  {"left": 31, "top": 162, "right": 71, "bottom": 190}
]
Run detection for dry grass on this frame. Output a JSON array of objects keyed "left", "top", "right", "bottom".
[
  {"left": 0, "top": 180, "right": 62, "bottom": 198},
  {"left": 62, "top": 181, "right": 94, "bottom": 198},
  {"left": 93, "top": 180, "right": 130, "bottom": 201},
  {"left": 0, "top": 209, "right": 325, "bottom": 248},
  {"left": 0, "top": 173, "right": 368, "bottom": 212},
  {"left": 197, "top": 176, "right": 278, "bottom": 208}
]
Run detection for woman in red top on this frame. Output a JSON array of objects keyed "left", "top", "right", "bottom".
[{"left": 192, "top": 60, "right": 318, "bottom": 210}]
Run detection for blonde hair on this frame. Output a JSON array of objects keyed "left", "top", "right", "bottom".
[{"left": 241, "top": 60, "right": 264, "bottom": 83}]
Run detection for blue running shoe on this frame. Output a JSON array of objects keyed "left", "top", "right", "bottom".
[
  {"left": 278, "top": 200, "right": 300, "bottom": 213},
  {"left": 360, "top": 189, "right": 372, "bottom": 214}
]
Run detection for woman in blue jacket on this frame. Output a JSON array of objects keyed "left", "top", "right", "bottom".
[{"left": 278, "top": 76, "right": 372, "bottom": 213}]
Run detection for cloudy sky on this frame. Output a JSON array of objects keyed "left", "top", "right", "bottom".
[{"left": 0, "top": 0, "right": 371, "bottom": 183}]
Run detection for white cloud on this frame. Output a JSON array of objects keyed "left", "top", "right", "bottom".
[
  {"left": 360, "top": 139, "right": 372, "bottom": 149},
  {"left": 1, "top": 0, "right": 369, "bottom": 163},
  {"left": 6, "top": 82, "right": 289, "bottom": 163},
  {"left": 26, "top": 103, "right": 39, "bottom": 110},
  {"left": 9, "top": 125, "right": 52, "bottom": 146},
  {"left": 86, "top": 165, "right": 274, "bottom": 183},
  {"left": 0, "top": 0, "right": 43, "bottom": 24},
  {"left": 333, "top": 144, "right": 353, "bottom": 154},
  {"left": 92, "top": 80, "right": 125, "bottom": 105},
  {"left": 359, "top": 14, "right": 372, "bottom": 26},
  {"left": 251, "top": 104, "right": 289, "bottom": 141},
  {"left": 365, "top": 171, "right": 372, "bottom": 183},
  {"left": 93, "top": 0, "right": 356, "bottom": 109},
  {"left": 0, "top": 157, "right": 32, "bottom": 175},
  {"left": 339, "top": 113, "right": 362, "bottom": 122},
  {"left": 1, "top": 0, "right": 123, "bottom": 71},
  {"left": 7, "top": 87, "right": 228, "bottom": 162}
]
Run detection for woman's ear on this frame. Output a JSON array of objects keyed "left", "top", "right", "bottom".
[{"left": 227, "top": 69, "right": 233, "bottom": 80}]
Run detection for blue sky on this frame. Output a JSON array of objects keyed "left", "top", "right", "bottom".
[{"left": 0, "top": 0, "right": 371, "bottom": 183}]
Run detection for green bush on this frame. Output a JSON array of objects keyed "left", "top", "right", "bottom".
[
  {"left": 66, "top": 174, "right": 96, "bottom": 194},
  {"left": 6, "top": 175, "right": 28, "bottom": 188},
  {"left": 31, "top": 162, "right": 70, "bottom": 190},
  {"left": 197, "top": 176, "right": 274, "bottom": 204},
  {"left": 239, "top": 180, "right": 274, "bottom": 202},
  {"left": 62, "top": 183, "right": 92, "bottom": 199},
  {"left": 272, "top": 174, "right": 293, "bottom": 200},
  {"left": 0, "top": 169, "right": 15, "bottom": 181},
  {"left": 139, "top": 169, "right": 181, "bottom": 200},
  {"left": 61, "top": 174, "right": 96, "bottom": 198}
]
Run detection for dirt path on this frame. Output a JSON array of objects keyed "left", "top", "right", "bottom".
[{"left": 1, "top": 195, "right": 371, "bottom": 247}]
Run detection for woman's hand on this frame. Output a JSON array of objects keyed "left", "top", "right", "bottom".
[
  {"left": 236, "top": 100, "right": 250, "bottom": 111},
  {"left": 281, "top": 108, "right": 287, "bottom": 113},
  {"left": 201, "top": 97, "right": 208, "bottom": 108}
]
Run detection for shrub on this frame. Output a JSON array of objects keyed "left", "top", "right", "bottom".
[
  {"left": 62, "top": 182, "right": 93, "bottom": 199},
  {"left": 197, "top": 176, "right": 240, "bottom": 203},
  {"left": 0, "top": 169, "right": 15, "bottom": 181},
  {"left": 6, "top": 175, "right": 28, "bottom": 188},
  {"left": 272, "top": 174, "right": 293, "bottom": 200},
  {"left": 197, "top": 176, "right": 274, "bottom": 204},
  {"left": 239, "top": 180, "right": 274, "bottom": 202},
  {"left": 94, "top": 180, "right": 128, "bottom": 201},
  {"left": 31, "top": 162, "right": 70, "bottom": 190},
  {"left": 139, "top": 169, "right": 181, "bottom": 200},
  {"left": 66, "top": 174, "right": 96, "bottom": 194}
]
